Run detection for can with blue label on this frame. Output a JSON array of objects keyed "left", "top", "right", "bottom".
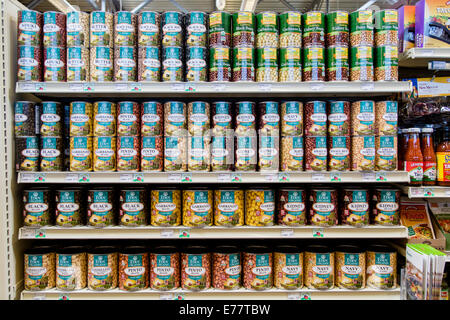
[
  {"left": 188, "top": 136, "right": 211, "bottom": 172},
  {"left": 246, "top": 189, "right": 275, "bottom": 226},
  {"left": 278, "top": 189, "right": 306, "bottom": 226},
  {"left": 164, "top": 136, "right": 187, "bottom": 171},
  {"left": 185, "top": 11, "right": 208, "bottom": 47},
  {"left": 43, "top": 11, "right": 66, "bottom": 47},
  {"left": 211, "top": 135, "right": 234, "bottom": 171},
  {"left": 15, "top": 101, "right": 37, "bottom": 136},
  {"left": 119, "top": 188, "right": 147, "bottom": 226},
  {"left": 164, "top": 101, "right": 186, "bottom": 136},
  {"left": 281, "top": 136, "right": 303, "bottom": 171},
  {"left": 138, "top": 46, "right": 160, "bottom": 82},
  {"left": 258, "top": 101, "right": 280, "bottom": 135},
  {"left": 162, "top": 46, "right": 184, "bottom": 82},
  {"left": 40, "top": 101, "right": 63, "bottom": 136},
  {"left": 90, "top": 46, "right": 113, "bottom": 82},
  {"left": 258, "top": 135, "right": 279, "bottom": 171},
  {"left": 90, "top": 11, "right": 113, "bottom": 47},
  {"left": 67, "top": 46, "right": 89, "bottom": 82},
  {"left": 40, "top": 136, "right": 63, "bottom": 171},
  {"left": 114, "top": 11, "right": 137, "bottom": 46},
  {"left": 70, "top": 101, "right": 93, "bottom": 136},
  {"left": 16, "top": 136, "right": 40, "bottom": 171},
  {"left": 235, "top": 101, "right": 256, "bottom": 136},
  {"left": 141, "top": 101, "right": 163, "bottom": 136},
  {"left": 93, "top": 136, "right": 117, "bottom": 171},
  {"left": 162, "top": 11, "right": 184, "bottom": 47},
  {"left": 281, "top": 101, "right": 303, "bottom": 136},
  {"left": 117, "top": 136, "right": 140, "bottom": 171},
  {"left": 234, "top": 135, "right": 257, "bottom": 171},
  {"left": 151, "top": 189, "right": 181, "bottom": 226},
  {"left": 88, "top": 188, "right": 115, "bottom": 227},
  {"left": 24, "top": 246, "right": 55, "bottom": 290},
  {"left": 55, "top": 188, "right": 83, "bottom": 226},
  {"left": 93, "top": 101, "right": 116, "bottom": 136},
  {"left": 17, "top": 10, "right": 43, "bottom": 46},
  {"left": 212, "top": 101, "right": 233, "bottom": 136},
  {"left": 23, "top": 188, "right": 51, "bottom": 227},
  {"left": 182, "top": 189, "right": 213, "bottom": 227},
  {"left": 114, "top": 46, "right": 137, "bottom": 82},
  {"left": 214, "top": 189, "right": 244, "bottom": 226},
  {"left": 138, "top": 11, "right": 160, "bottom": 46},
  {"left": 185, "top": 46, "right": 208, "bottom": 82},
  {"left": 17, "top": 45, "right": 42, "bottom": 82},
  {"left": 188, "top": 101, "right": 210, "bottom": 135},
  {"left": 69, "top": 136, "right": 93, "bottom": 171},
  {"left": 141, "top": 136, "right": 163, "bottom": 171},
  {"left": 43, "top": 46, "right": 66, "bottom": 81},
  {"left": 118, "top": 101, "right": 140, "bottom": 136},
  {"left": 66, "top": 11, "right": 89, "bottom": 47}
]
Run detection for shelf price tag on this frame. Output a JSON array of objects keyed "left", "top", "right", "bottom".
[
  {"left": 115, "top": 83, "right": 128, "bottom": 91},
  {"left": 35, "top": 83, "right": 46, "bottom": 91},
  {"left": 32, "top": 293, "right": 46, "bottom": 300},
  {"left": 168, "top": 173, "right": 181, "bottom": 182},
  {"left": 311, "top": 173, "right": 325, "bottom": 182},
  {"left": 129, "top": 83, "right": 142, "bottom": 91},
  {"left": 21, "top": 228, "right": 35, "bottom": 239},
  {"left": 376, "top": 172, "right": 388, "bottom": 182},
  {"left": 119, "top": 174, "right": 133, "bottom": 182},
  {"left": 258, "top": 83, "right": 272, "bottom": 92},
  {"left": 160, "top": 229, "right": 174, "bottom": 238},
  {"left": 78, "top": 173, "right": 90, "bottom": 182},
  {"left": 423, "top": 188, "right": 434, "bottom": 197},
  {"left": 312, "top": 228, "right": 324, "bottom": 238},
  {"left": 329, "top": 172, "right": 341, "bottom": 182},
  {"left": 20, "top": 173, "right": 35, "bottom": 183},
  {"left": 171, "top": 83, "right": 184, "bottom": 91},
  {"left": 213, "top": 83, "right": 226, "bottom": 91},
  {"left": 287, "top": 293, "right": 301, "bottom": 300},
  {"left": 278, "top": 173, "right": 290, "bottom": 182},
  {"left": 264, "top": 174, "right": 277, "bottom": 182},
  {"left": 231, "top": 173, "right": 242, "bottom": 182},
  {"left": 160, "top": 293, "right": 174, "bottom": 300},
  {"left": 217, "top": 173, "right": 231, "bottom": 182},
  {"left": 300, "top": 293, "right": 312, "bottom": 300},
  {"left": 410, "top": 188, "right": 422, "bottom": 197},
  {"left": 362, "top": 172, "right": 376, "bottom": 181},
  {"left": 361, "top": 83, "right": 374, "bottom": 91},
  {"left": 133, "top": 173, "right": 144, "bottom": 182},
  {"left": 19, "top": 83, "right": 35, "bottom": 91},
  {"left": 445, "top": 190, "right": 450, "bottom": 197},
  {"left": 181, "top": 173, "right": 193, "bottom": 182},
  {"left": 281, "top": 229, "right": 294, "bottom": 237},
  {"left": 179, "top": 229, "right": 190, "bottom": 238},
  {"left": 69, "top": 83, "right": 84, "bottom": 91},
  {"left": 310, "top": 83, "right": 324, "bottom": 91},
  {"left": 83, "top": 83, "right": 94, "bottom": 91}
]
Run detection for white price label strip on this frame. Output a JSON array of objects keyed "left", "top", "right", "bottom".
[
  {"left": 21, "top": 228, "right": 36, "bottom": 238},
  {"left": 168, "top": 174, "right": 181, "bottom": 182},
  {"left": 258, "top": 83, "right": 272, "bottom": 91},
  {"left": 115, "top": 83, "right": 128, "bottom": 91},
  {"left": 217, "top": 173, "right": 231, "bottom": 182},
  {"left": 287, "top": 293, "right": 301, "bottom": 300},
  {"left": 172, "top": 83, "right": 184, "bottom": 91},
  {"left": 264, "top": 174, "right": 277, "bottom": 182},
  {"left": 410, "top": 188, "right": 422, "bottom": 197},
  {"left": 33, "top": 294, "right": 46, "bottom": 300},
  {"left": 160, "top": 294, "right": 174, "bottom": 300},
  {"left": 20, "top": 173, "right": 35, "bottom": 182},
  {"left": 281, "top": 229, "right": 294, "bottom": 237},
  {"left": 445, "top": 190, "right": 450, "bottom": 197},
  {"left": 310, "top": 83, "right": 324, "bottom": 90},
  {"left": 65, "top": 173, "right": 78, "bottom": 182},
  {"left": 19, "top": 83, "right": 35, "bottom": 91},
  {"left": 160, "top": 230, "right": 174, "bottom": 238},
  {"left": 312, "top": 173, "right": 325, "bottom": 182},
  {"left": 120, "top": 174, "right": 133, "bottom": 182},
  {"left": 69, "top": 83, "right": 84, "bottom": 91},
  {"left": 361, "top": 83, "right": 374, "bottom": 91},
  {"left": 213, "top": 83, "right": 226, "bottom": 91},
  {"left": 362, "top": 172, "right": 376, "bottom": 181}
]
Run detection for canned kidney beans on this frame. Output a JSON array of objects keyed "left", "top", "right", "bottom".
[
  {"left": 209, "top": 47, "right": 231, "bottom": 82},
  {"left": 326, "top": 46, "right": 349, "bottom": 81},
  {"left": 342, "top": 188, "right": 370, "bottom": 226},
  {"left": 232, "top": 11, "right": 255, "bottom": 47},
  {"left": 302, "top": 11, "right": 325, "bottom": 47},
  {"left": 209, "top": 11, "right": 231, "bottom": 47},
  {"left": 303, "top": 47, "right": 325, "bottom": 81},
  {"left": 278, "top": 189, "right": 306, "bottom": 226},
  {"left": 43, "top": 46, "right": 66, "bottom": 82},
  {"left": 23, "top": 188, "right": 51, "bottom": 227},
  {"left": 17, "top": 45, "right": 42, "bottom": 82},
  {"left": 162, "top": 46, "right": 183, "bottom": 82},
  {"left": 309, "top": 188, "right": 338, "bottom": 226},
  {"left": 40, "top": 136, "right": 63, "bottom": 171},
  {"left": 15, "top": 101, "right": 37, "bottom": 136},
  {"left": 17, "top": 10, "right": 43, "bottom": 46},
  {"left": 161, "top": 11, "right": 183, "bottom": 47},
  {"left": 232, "top": 47, "right": 255, "bottom": 82},
  {"left": 185, "top": 11, "right": 208, "bottom": 47},
  {"left": 326, "top": 11, "right": 349, "bottom": 46},
  {"left": 185, "top": 46, "right": 207, "bottom": 82},
  {"left": 138, "top": 11, "right": 160, "bottom": 47},
  {"left": 117, "top": 101, "right": 140, "bottom": 136},
  {"left": 211, "top": 101, "right": 233, "bottom": 136},
  {"left": 138, "top": 46, "right": 160, "bottom": 82}
]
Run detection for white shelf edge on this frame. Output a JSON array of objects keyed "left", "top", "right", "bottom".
[
  {"left": 18, "top": 225, "right": 408, "bottom": 239},
  {"left": 403, "top": 186, "right": 450, "bottom": 198},
  {"left": 20, "top": 287, "right": 401, "bottom": 300},
  {"left": 399, "top": 48, "right": 450, "bottom": 68}
]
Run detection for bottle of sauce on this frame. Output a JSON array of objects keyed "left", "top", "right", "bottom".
[
  {"left": 421, "top": 128, "right": 436, "bottom": 185},
  {"left": 404, "top": 128, "right": 423, "bottom": 185},
  {"left": 437, "top": 126, "right": 450, "bottom": 186},
  {"left": 398, "top": 128, "right": 409, "bottom": 171}
]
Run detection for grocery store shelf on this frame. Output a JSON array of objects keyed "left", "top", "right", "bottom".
[
  {"left": 399, "top": 48, "right": 450, "bottom": 68},
  {"left": 20, "top": 287, "right": 401, "bottom": 300},
  {"left": 15, "top": 81, "right": 412, "bottom": 98},
  {"left": 18, "top": 225, "right": 408, "bottom": 239},
  {"left": 402, "top": 186, "right": 450, "bottom": 198},
  {"left": 17, "top": 171, "right": 411, "bottom": 184}
]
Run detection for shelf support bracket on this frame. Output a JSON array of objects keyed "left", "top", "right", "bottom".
[
  {"left": 131, "top": 0, "right": 153, "bottom": 14},
  {"left": 27, "top": 0, "right": 43, "bottom": 9},
  {"left": 168, "top": 0, "right": 188, "bottom": 13},
  {"left": 87, "top": 0, "right": 100, "bottom": 10},
  {"left": 279, "top": 0, "right": 296, "bottom": 11}
]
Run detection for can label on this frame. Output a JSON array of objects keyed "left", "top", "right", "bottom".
[
  {"left": 142, "top": 102, "right": 162, "bottom": 135},
  {"left": 67, "top": 47, "right": 87, "bottom": 82},
  {"left": 375, "top": 46, "right": 398, "bottom": 68},
  {"left": 162, "top": 46, "right": 183, "bottom": 81},
  {"left": 116, "top": 46, "right": 136, "bottom": 79},
  {"left": 327, "top": 11, "right": 349, "bottom": 33},
  {"left": 284, "top": 190, "right": 305, "bottom": 218},
  {"left": 56, "top": 191, "right": 80, "bottom": 224},
  {"left": 120, "top": 190, "right": 145, "bottom": 225},
  {"left": 210, "top": 47, "right": 230, "bottom": 69},
  {"left": 91, "top": 47, "right": 113, "bottom": 81},
  {"left": 186, "top": 12, "right": 207, "bottom": 46},
  {"left": 327, "top": 46, "right": 348, "bottom": 69},
  {"left": 257, "top": 12, "right": 278, "bottom": 33},
  {"left": 186, "top": 46, "right": 207, "bottom": 81},
  {"left": 94, "top": 137, "right": 116, "bottom": 171},
  {"left": 329, "top": 136, "right": 349, "bottom": 170},
  {"left": 350, "top": 10, "right": 373, "bottom": 32},
  {"left": 44, "top": 47, "right": 65, "bottom": 81},
  {"left": 116, "top": 11, "right": 135, "bottom": 45},
  {"left": 328, "top": 101, "right": 349, "bottom": 135},
  {"left": 376, "top": 136, "right": 396, "bottom": 170},
  {"left": 280, "top": 47, "right": 301, "bottom": 69},
  {"left": 70, "top": 136, "right": 92, "bottom": 171},
  {"left": 139, "top": 12, "right": 159, "bottom": 46},
  {"left": 375, "top": 10, "right": 398, "bottom": 31},
  {"left": 41, "top": 102, "right": 61, "bottom": 135},
  {"left": 118, "top": 136, "right": 139, "bottom": 171},
  {"left": 257, "top": 47, "right": 277, "bottom": 68},
  {"left": 118, "top": 102, "right": 139, "bottom": 136},
  {"left": 303, "top": 47, "right": 325, "bottom": 69},
  {"left": 280, "top": 11, "right": 301, "bottom": 33},
  {"left": 94, "top": 102, "right": 115, "bottom": 136},
  {"left": 140, "top": 46, "right": 160, "bottom": 81},
  {"left": 18, "top": 11, "right": 40, "bottom": 46},
  {"left": 43, "top": 12, "right": 61, "bottom": 46},
  {"left": 67, "top": 11, "right": 86, "bottom": 47}
]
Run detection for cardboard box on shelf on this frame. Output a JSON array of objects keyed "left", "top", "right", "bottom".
[
  {"left": 415, "top": 0, "right": 450, "bottom": 48},
  {"left": 428, "top": 200, "right": 450, "bottom": 250},
  {"left": 399, "top": 5, "right": 416, "bottom": 53},
  {"left": 401, "top": 199, "right": 436, "bottom": 239}
]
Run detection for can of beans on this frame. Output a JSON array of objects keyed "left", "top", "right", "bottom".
[
  {"left": 17, "top": 45, "right": 42, "bottom": 82},
  {"left": 256, "top": 11, "right": 279, "bottom": 48},
  {"left": 43, "top": 11, "right": 66, "bottom": 47},
  {"left": 87, "top": 246, "right": 118, "bottom": 291},
  {"left": 211, "top": 101, "right": 233, "bottom": 136},
  {"left": 342, "top": 188, "right": 370, "bottom": 227},
  {"left": 66, "top": 11, "right": 89, "bottom": 47},
  {"left": 87, "top": 188, "right": 115, "bottom": 227},
  {"left": 326, "top": 11, "right": 349, "bottom": 46},
  {"left": 326, "top": 46, "right": 348, "bottom": 81},
  {"left": 67, "top": 46, "right": 89, "bottom": 82},
  {"left": 211, "top": 135, "right": 234, "bottom": 172},
  {"left": 188, "top": 101, "right": 210, "bottom": 135},
  {"left": 151, "top": 189, "right": 181, "bottom": 226},
  {"left": 23, "top": 188, "right": 51, "bottom": 226},
  {"left": 162, "top": 46, "right": 184, "bottom": 82},
  {"left": 352, "top": 136, "right": 375, "bottom": 171},
  {"left": 93, "top": 101, "right": 116, "bottom": 136},
  {"left": 335, "top": 245, "right": 365, "bottom": 289},
  {"left": 366, "top": 245, "right": 397, "bottom": 289},
  {"left": 138, "top": 11, "right": 160, "bottom": 47},
  {"left": 56, "top": 247, "right": 87, "bottom": 290},
  {"left": 256, "top": 47, "right": 278, "bottom": 82},
  {"left": 232, "top": 46, "right": 255, "bottom": 82},
  {"left": 141, "top": 101, "right": 163, "bottom": 136},
  {"left": 188, "top": 136, "right": 211, "bottom": 172},
  {"left": 302, "top": 46, "right": 325, "bottom": 81},
  {"left": 43, "top": 46, "right": 66, "bottom": 82},
  {"left": 181, "top": 246, "right": 211, "bottom": 290},
  {"left": 258, "top": 135, "right": 279, "bottom": 171},
  {"left": 119, "top": 188, "right": 146, "bottom": 226},
  {"left": 114, "top": 46, "right": 137, "bottom": 82},
  {"left": 279, "top": 11, "right": 302, "bottom": 48},
  {"left": 55, "top": 188, "right": 83, "bottom": 226},
  {"left": 138, "top": 46, "right": 160, "bottom": 82},
  {"left": 182, "top": 189, "right": 213, "bottom": 227},
  {"left": 70, "top": 101, "right": 93, "bottom": 136},
  {"left": 304, "top": 100, "right": 327, "bottom": 136},
  {"left": 374, "top": 10, "right": 398, "bottom": 46},
  {"left": 40, "top": 136, "right": 63, "bottom": 171},
  {"left": 212, "top": 246, "right": 241, "bottom": 289},
  {"left": 150, "top": 246, "right": 180, "bottom": 290},
  {"left": 328, "top": 100, "right": 350, "bottom": 136},
  {"left": 164, "top": 101, "right": 186, "bottom": 136},
  {"left": 372, "top": 188, "right": 400, "bottom": 225},
  {"left": 185, "top": 11, "right": 208, "bottom": 47},
  {"left": 279, "top": 47, "right": 302, "bottom": 82},
  {"left": 209, "top": 11, "right": 231, "bottom": 47},
  {"left": 245, "top": 189, "right": 275, "bottom": 226},
  {"left": 258, "top": 101, "right": 280, "bottom": 135},
  {"left": 114, "top": 11, "right": 137, "bottom": 46},
  {"left": 141, "top": 136, "right": 163, "bottom": 171},
  {"left": 305, "top": 136, "right": 327, "bottom": 171},
  {"left": 117, "top": 101, "right": 140, "bottom": 136},
  {"left": 278, "top": 189, "right": 306, "bottom": 226},
  {"left": 70, "top": 136, "right": 93, "bottom": 171},
  {"left": 162, "top": 11, "right": 183, "bottom": 47},
  {"left": 24, "top": 246, "right": 55, "bottom": 291},
  {"left": 93, "top": 136, "right": 117, "bottom": 172},
  {"left": 17, "top": 10, "right": 42, "bottom": 46},
  {"left": 234, "top": 135, "right": 257, "bottom": 171},
  {"left": 351, "top": 100, "right": 375, "bottom": 135},
  {"left": 274, "top": 246, "right": 303, "bottom": 289},
  {"left": 328, "top": 136, "right": 350, "bottom": 171},
  {"left": 185, "top": 46, "right": 208, "bottom": 82},
  {"left": 90, "top": 46, "right": 114, "bottom": 82},
  {"left": 309, "top": 188, "right": 338, "bottom": 226},
  {"left": 375, "top": 101, "right": 397, "bottom": 136},
  {"left": 235, "top": 101, "right": 256, "bottom": 135},
  {"left": 232, "top": 11, "right": 255, "bottom": 47},
  {"left": 90, "top": 11, "right": 113, "bottom": 47},
  {"left": 164, "top": 136, "right": 187, "bottom": 171},
  {"left": 209, "top": 46, "right": 231, "bottom": 82},
  {"left": 350, "top": 46, "right": 374, "bottom": 81},
  {"left": 243, "top": 246, "right": 273, "bottom": 290},
  {"left": 15, "top": 101, "right": 37, "bottom": 136},
  {"left": 350, "top": 10, "right": 373, "bottom": 47},
  {"left": 302, "top": 11, "right": 325, "bottom": 47},
  {"left": 117, "top": 135, "right": 140, "bottom": 171},
  {"left": 214, "top": 189, "right": 244, "bottom": 226},
  {"left": 280, "top": 136, "right": 303, "bottom": 171},
  {"left": 375, "top": 135, "right": 397, "bottom": 171},
  {"left": 375, "top": 45, "right": 398, "bottom": 81},
  {"left": 16, "top": 136, "right": 39, "bottom": 171},
  {"left": 281, "top": 101, "right": 303, "bottom": 136},
  {"left": 119, "top": 247, "right": 149, "bottom": 291}
]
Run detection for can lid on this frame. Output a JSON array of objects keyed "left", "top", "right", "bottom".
[
  {"left": 305, "top": 245, "right": 331, "bottom": 253},
  {"left": 367, "top": 244, "right": 395, "bottom": 253},
  {"left": 335, "top": 245, "right": 363, "bottom": 254},
  {"left": 152, "top": 246, "right": 178, "bottom": 254},
  {"left": 214, "top": 245, "right": 239, "bottom": 254},
  {"left": 274, "top": 245, "right": 300, "bottom": 254}
]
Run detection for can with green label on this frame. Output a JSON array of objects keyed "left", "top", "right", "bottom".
[
  {"left": 326, "top": 46, "right": 349, "bottom": 81},
  {"left": 209, "top": 46, "right": 231, "bottom": 82},
  {"left": 350, "top": 10, "right": 373, "bottom": 46},
  {"left": 279, "top": 47, "right": 301, "bottom": 82},
  {"left": 375, "top": 45, "right": 398, "bottom": 81},
  {"left": 374, "top": 9, "right": 398, "bottom": 46},
  {"left": 326, "top": 11, "right": 349, "bottom": 46},
  {"left": 209, "top": 11, "right": 231, "bottom": 47},
  {"left": 350, "top": 46, "right": 373, "bottom": 81},
  {"left": 256, "top": 47, "right": 278, "bottom": 82},
  {"left": 302, "top": 46, "right": 325, "bottom": 81},
  {"left": 279, "top": 11, "right": 302, "bottom": 48},
  {"left": 256, "top": 11, "right": 279, "bottom": 48},
  {"left": 302, "top": 11, "right": 325, "bottom": 47},
  {"left": 232, "top": 46, "right": 255, "bottom": 82},
  {"left": 232, "top": 11, "right": 256, "bottom": 47}
]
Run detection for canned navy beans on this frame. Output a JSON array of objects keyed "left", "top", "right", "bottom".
[
  {"left": 138, "top": 46, "right": 160, "bottom": 82},
  {"left": 40, "top": 101, "right": 62, "bottom": 136},
  {"left": 162, "top": 46, "right": 183, "bottom": 82},
  {"left": 232, "top": 46, "right": 255, "bottom": 82},
  {"left": 17, "top": 45, "right": 42, "bottom": 82},
  {"left": 185, "top": 46, "right": 207, "bottom": 82},
  {"left": 16, "top": 136, "right": 40, "bottom": 171},
  {"left": 141, "top": 101, "right": 163, "bottom": 136},
  {"left": 114, "top": 46, "right": 137, "bottom": 82},
  {"left": 326, "top": 11, "right": 349, "bottom": 46},
  {"left": 138, "top": 11, "right": 160, "bottom": 47},
  {"left": 43, "top": 11, "right": 66, "bottom": 47},
  {"left": 67, "top": 46, "right": 89, "bottom": 82},
  {"left": 185, "top": 11, "right": 208, "bottom": 47},
  {"left": 117, "top": 101, "right": 140, "bottom": 136},
  {"left": 15, "top": 101, "right": 37, "bottom": 136},
  {"left": 17, "top": 10, "right": 43, "bottom": 46},
  {"left": 232, "top": 11, "right": 256, "bottom": 47},
  {"left": 162, "top": 11, "right": 183, "bottom": 47},
  {"left": 209, "top": 47, "right": 231, "bottom": 82},
  {"left": 302, "top": 11, "right": 325, "bottom": 47},
  {"left": 43, "top": 46, "right": 66, "bottom": 82},
  {"left": 209, "top": 11, "right": 231, "bottom": 47},
  {"left": 40, "top": 136, "right": 63, "bottom": 171},
  {"left": 114, "top": 11, "right": 137, "bottom": 46}
]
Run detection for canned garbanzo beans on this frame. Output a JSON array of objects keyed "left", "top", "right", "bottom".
[
  {"left": 245, "top": 188, "right": 275, "bottom": 226},
  {"left": 342, "top": 188, "right": 370, "bottom": 226},
  {"left": 279, "top": 11, "right": 302, "bottom": 48},
  {"left": 119, "top": 188, "right": 147, "bottom": 226},
  {"left": 23, "top": 188, "right": 51, "bottom": 227},
  {"left": 70, "top": 101, "right": 93, "bottom": 136},
  {"left": 209, "top": 46, "right": 231, "bottom": 82},
  {"left": 232, "top": 11, "right": 255, "bottom": 47},
  {"left": 277, "top": 189, "right": 306, "bottom": 226},
  {"left": 150, "top": 246, "right": 180, "bottom": 290},
  {"left": 40, "top": 101, "right": 62, "bottom": 136},
  {"left": 119, "top": 246, "right": 149, "bottom": 291},
  {"left": 161, "top": 11, "right": 183, "bottom": 47},
  {"left": 309, "top": 188, "right": 338, "bottom": 226},
  {"left": 280, "top": 136, "right": 304, "bottom": 171},
  {"left": 274, "top": 245, "right": 303, "bottom": 289},
  {"left": 24, "top": 246, "right": 55, "bottom": 291},
  {"left": 350, "top": 46, "right": 374, "bottom": 81},
  {"left": 326, "top": 11, "right": 349, "bottom": 46},
  {"left": 328, "top": 136, "right": 350, "bottom": 171},
  {"left": 182, "top": 189, "right": 213, "bottom": 227},
  {"left": 279, "top": 47, "right": 301, "bottom": 82},
  {"left": 117, "top": 101, "right": 140, "bottom": 136},
  {"left": 151, "top": 189, "right": 181, "bottom": 226},
  {"left": 302, "top": 11, "right": 325, "bottom": 47},
  {"left": 40, "top": 136, "right": 63, "bottom": 171},
  {"left": 70, "top": 136, "right": 93, "bottom": 171},
  {"left": 16, "top": 136, "right": 39, "bottom": 171},
  {"left": 256, "top": 11, "right": 279, "bottom": 48},
  {"left": 55, "top": 189, "right": 83, "bottom": 227},
  {"left": 366, "top": 245, "right": 397, "bottom": 289},
  {"left": 93, "top": 136, "right": 116, "bottom": 171},
  {"left": 114, "top": 46, "right": 137, "bottom": 82},
  {"left": 141, "top": 101, "right": 163, "bottom": 136},
  {"left": 212, "top": 246, "right": 241, "bottom": 290},
  {"left": 232, "top": 46, "right": 255, "bottom": 82},
  {"left": 375, "top": 45, "right": 398, "bottom": 81},
  {"left": 138, "top": 11, "right": 160, "bottom": 47},
  {"left": 214, "top": 189, "right": 244, "bottom": 226},
  {"left": 56, "top": 246, "right": 87, "bottom": 291},
  {"left": 162, "top": 46, "right": 183, "bottom": 82},
  {"left": 303, "top": 46, "right": 325, "bottom": 81},
  {"left": 335, "top": 245, "right": 365, "bottom": 290},
  {"left": 164, "top": 136, "right": 187, "bottom": 171},
  {"left": 93, "top": 101, "right": 116, "bottom": 136},
  {"left": 141, "top": 136, "right": 163, "bottom": 171},
  {"left": 185, "top": 11, "right": 207, "bottom": 47},
  {"left": 256, "top": 47, "right": 278, "bottom": 82},
  {"left": 328, "top": 100, "right": 350, "bottom": 136},
  {"left": 185, "top": 46, "right": 207, "bottom": 82},
  {"left": 350, "top": 10, "right": 373, "bottom": 46},
  {"left": 281, "top": 101, "right": 303, "bottom": 136},
  {"left": 326, "top": 46, "right": 349, "bottom": 81},
  {"left": 243, "top": 246, "right": 273, "bottom": 290},
  {"left": 209, "top": 11, "right": 231, "bottom": 47},
  {"left": 117, "top": 135, "right": 140, "bottom": 171},
  {"left": 372, "top": 188, "right": 400, "bottom": 225},
  {"left": 87, "top": 188, "right": 115, "bottom": 227},
  {"left": 305, "top": 245, "right": 334, "bottom": 290},
  {"left": 87, "top": 246, "right": 118, "bottom": 291},
  {"left": 181, "top": 246, "right": 211, "bottom": 291}
]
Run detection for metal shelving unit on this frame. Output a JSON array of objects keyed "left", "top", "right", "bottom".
[{"left": 399, "top": 48, "right": 450, "bottom": 69}]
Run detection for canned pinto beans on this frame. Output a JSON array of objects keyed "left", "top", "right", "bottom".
[
  {"left": 17, "top": 45, "right": 42, "bottom": 82},
  {"left": 87, "top": 188, "right": 115, "bottom": 227},
  {"left": 188, "top": 136, "right": 211, "bottom": 172},
  {"left": 23, "top": 189, "right": 51, "bottom": 227},
  {"left": 243, "top": 246, "right": 273, "bottom": 290},
  {"left": 209, "top": 46, "right": 231, "bottom": 82},
  {"left": 141, "top": 136, "right": 163, "bottom": 171},
  {"left": 185, "top": 11, "right": 207, "bottom": 47},
  {"left": 138, "top": 11, "right": 160, "bottom": 47},
  {"left": 162, "top": 46, "right": 183, "bottom": 82},
  {"left": 232, "top": 46, "right": 255, "bottom": 82},
  {"left": 278, "top": 189, "right": 306, "bottom": 225},
  {"left": 55, "top": 189, "right": 83, "bottom": 227},
  {"left": 214, "top": 189, "right": 244, "bottom": 226},
  {"left": 117, "top": 136, "right": 140, "bottom": 171},
  {"left": 366, "top": 245, "right": 397, "bottom": 289},
  {"left": 245, "top": 189, "right": 275, "bottom": 226},
  {"left": 150, "top": 246, "right": 180, "bottom": 290},
  {"left": 375, "top": 45, "right": 398, "bottom": 81},
  {"left": 185, "top": 46, "right": 208, "bottom": 82},
  {"left": 162, "top": 11, "right": 183, "bottom": 47},
  {"left": 16, "top": 136, "right": 39, "bottom": 171},
  {"left": 256, "top": 11, "right": 279, "bottom": 48},
  {"left": 232, "top": 11, "right": 255, "bottom": 47},
  {"left": 181, "top": 246, "right": 211, "bottom": 291},
  {"left": 279, "top": 11, "right": 302, "bottom": 48},
  {"left": 326, "top": 11, "right": 349, "bottom": 46},
  {"left": 119, "top": 189, "right": 147, "bottom": 226},
  {"left": 141, "top": 101, "right": 163, "bottom": 136},
  {"left": 281, "top": 136, "right": 304, "bottom": 171},
  {"left": 209, "top": 11, "right": 231, "bottom": 47},
  {"left": 24, "top": 246, "right": 55, "bottom": 291},
  {"left": 213, "top": 246, "right": 241, "bottom": 290},
  {"left": 302, "top": 11, "right": 325, "bottom": 47},
  {"left": 279, "top": 47, "right": 301, "bottom": 82},
  {"left": 117, "top": 101, "right": 140, "bottom": 136},
  {"left": 309, "top": 188, "right": 338, "bottom": 226},
  {"left": 87, "top": 246, "right": 118, "bottom": 291},
  {"left": 274, "top": 245, "right": 303, "bottom": 289},
  {"left": 151, "top": 189, "right": 181, "bottom": 226},
  {"left": 138, "top": 46, "right": 160, "bottom": 82},
  {"left": 303, "top": 46, "right": 325, "bottom": 81},
  {"left": 350, "top": 10, "right": 373, "bottom": 47},
  {"left": 119, "top": 246, "right": 149, "bottom": 291},
  {"left": 17, "top": 10, "right": 43, "bottom": 46},
  {"left": 305, "top": 245, "right": 334, "bottom": 290},
  {"left": 342, "top": 188, "right": 370, "bottom": 226},
  {"left": 335, "top": 245, "right": 365, "bottom": 290},
  {"left": 182, "top": 189, "right": 213, "bottom": 227}
]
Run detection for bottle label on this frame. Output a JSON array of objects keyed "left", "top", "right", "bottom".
[
  {"left": 423, "top": 162, "right": 436, "bottom": 182},
  {"left": 405, "top": 161, "right": 423, "bottom": 182},
  {"left": 436, "top": 152, "right": 450, "bottom": 183}
]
